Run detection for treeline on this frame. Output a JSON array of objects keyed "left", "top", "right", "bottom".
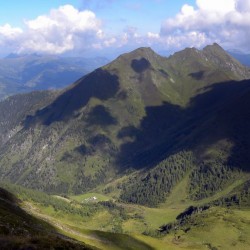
[
  {"left": 211, "top": 179, "right": 250, "bottom": 207},
  {"left": 0, "top": 182, "right": 102, "bottom": 217},
  {"left": 72, "top": 162, "right": 109, "bottom": 194},
  {"left": 189, "top": 161, "right": 241, "bottom": 200},
  {"left": 0, "top": 182, "right": 131, "bottom": 234},
  {"left": 119, "top": 149, "right": 245, "bottom": 207},
  {"left": 120, "top": 151, "right": 195, "bottom": 206},
  {"left": 159, "top": 205, "right": 210, "bottom": 235}
]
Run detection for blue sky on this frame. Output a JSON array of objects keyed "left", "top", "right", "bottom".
[
  {"left": 0, "top": 1, "right": 194, "bottom": 30},
  {"left": 0, "top": 0, "right": 249, "bottom": 57},
  {"left": 78, "top": 0, "right": 196, "bottom": 33}
]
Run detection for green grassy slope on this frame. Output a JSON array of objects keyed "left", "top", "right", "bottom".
[
  {"left": 2, "top": 177, "right": 250, "bottom": 250},
  {"left": 0, "top": 187, "right": 95, "bottom": 249},
  {"left": 0, "top": 43, "right": 250, "bottom": 204}
]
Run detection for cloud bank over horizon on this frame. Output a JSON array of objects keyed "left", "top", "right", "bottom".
[
  {"left": 160, "top": 0, "right": 250, "bottom": 52},
  {"left": 0, "top": 0, "right": 250, "bottom": 57},
  {"left": 0, "top": 5, "right": 104, "bottom": 55}
]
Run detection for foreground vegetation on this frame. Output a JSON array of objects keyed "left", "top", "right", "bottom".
[
  {"left": 0, "top": 187, "right": 94, "bottom": 249},
  {"left": 1, "top": 169, "right": 250, "bottom": 250},
  {"left": 1, "top": 45, "right": 250, "bottom": 249}
]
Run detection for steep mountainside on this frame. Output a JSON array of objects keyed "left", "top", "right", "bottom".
[
  {"left": 0, "top": 187, "right": 93, "bottom": 249},
  {"left": 0, "top": 54, "right": 108, "bottom": 99},
  {"left": 0, "top": 43, "right": 250, "bottom": 204}
]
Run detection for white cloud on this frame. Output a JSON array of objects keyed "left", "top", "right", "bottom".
[
  {"left": 236, "top": 0, "right": 250, "bottom": 12},
  {"left": 0, "top": 24, "right": 23, "bottom": 54},
  {"left": 0, "top": 24, "right": 22, "bottom": 38},
  {"left": 196, "top": 0, "right": 235, "bottom": 13},
  {"left": 0, "top": 4, "right": 154, "bottom": 56},
  {"left": 160, "top": 0, "right": 250, "bottom": 52},
  {"left": 181, "top": 4, "right": 195, "bottom": 16},
  {"left": 147, "top": 32, "right": 159, "bottom": 39},
  {"left": 103, "top": 37, "right": 117, "bottom": 47},
  {"left": 20, "top": 5, "right": 103, "bottom": 54},
  {"left": 1, "top": 1, "right": 250, "bottom": 56},
  {"left": 0, "top": 5, "right": 105, "bottom": 55}
]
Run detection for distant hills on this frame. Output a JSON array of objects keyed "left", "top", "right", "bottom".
[
  {"left": 0, "top": 54, "right": 109, "bottom": 99},
  {"left": 0, "top": 43, "right": 250, "bottom": 208}
]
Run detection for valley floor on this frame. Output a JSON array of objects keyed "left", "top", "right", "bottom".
[
  {"left": 1, "top": 171, "right": 250, "bottom": 250},
  {"left": 19, "top": 183, "right": 250, "bottom": 250}
]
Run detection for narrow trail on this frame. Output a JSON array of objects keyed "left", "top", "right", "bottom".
[{"left": 22, "top": 202, "right": 109, "bottom": 245}]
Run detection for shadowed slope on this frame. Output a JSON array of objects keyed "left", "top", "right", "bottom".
[
  {"left": 117, "top": 79, "right": 250, "bottom": 171},
  {"left": 0, "top": 187, "right": 94, "bottom": 249},
  {"left": 24, "top": 69, "right": 120, "bottom": 126}
]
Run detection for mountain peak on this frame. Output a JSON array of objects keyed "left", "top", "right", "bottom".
[
  {"left": 171, "top": 43, "right": 225, "bottom": 60},
  {"left": 131, "top": 47, "right": 155, "bottom": 55},
  {"left": 203, "top": 42, "right": 223, "bottom": 51},
  {"left": 116, "top": 47, "right": 160, "bottom": 63},
  {"left": 202, "top": 43, "right": 250, "bottom": 78},
  {"left": 169, "top": 43, "right": 250, "bottom": 79},
  {"left": 104, "top": 46, "right": 163, "bottom": 79}
]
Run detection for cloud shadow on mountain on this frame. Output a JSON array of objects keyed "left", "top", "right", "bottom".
[
  {"left": 86, "top": 105, "right": 117, "bottom": 127},
  {"left": 131, "top": 58, "right": 151, "bottom": 73},
  {"left": 23, "top": 69, "right": 119, "bottom": 126},
  {"left": 116, "top": 79, "right": 250, "bottom": 172}
]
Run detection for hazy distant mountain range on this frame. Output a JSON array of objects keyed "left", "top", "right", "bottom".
[{"left": 0, "top": 54, "right": 109, "bottom": 99}]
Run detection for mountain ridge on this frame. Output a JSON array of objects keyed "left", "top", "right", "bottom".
[{"left": 0, "top": 43, "right": 250, "bottom": 202}]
